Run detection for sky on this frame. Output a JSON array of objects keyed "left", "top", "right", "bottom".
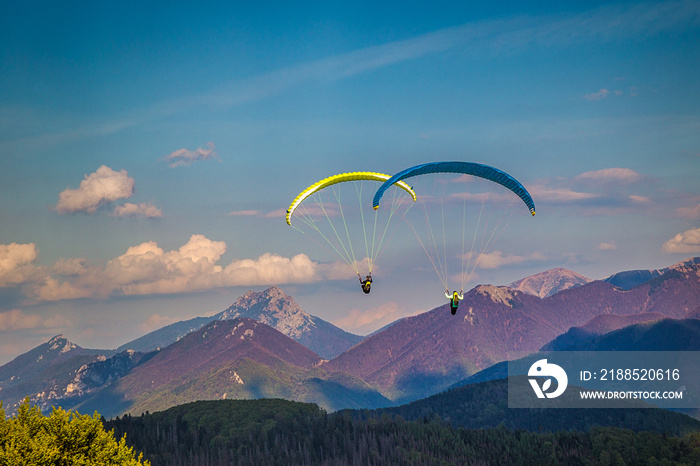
[{"left": 1, "top": 1, "right": 699, "bottom": 364}]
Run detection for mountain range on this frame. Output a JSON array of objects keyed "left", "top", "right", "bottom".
[
  {"left": 116, "top": 286, "right": 361, "bottom": 360},
  {"left": 1, "top": 256, "right": 698, "bottom": 418},
  {"left": 324, "top": 257, "right": 700, "bottom": 402}
]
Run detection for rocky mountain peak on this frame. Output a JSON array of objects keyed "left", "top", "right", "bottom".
[
  {"left": 508, "top": 267, "right": 592, "bottom": 298},
  {"left": 473, "top": 285, "right": 519, "bottom": 307},
  {"left": 229, "top": 286, "right": 298, "bottom": 313},
  {"left": 47, "top": 335, "right": 78, "bottom": 354},
  {"left": 218, "top": 286, "right": 313, "bottom": 340},
  {"left": 669, "top": 257, "right": 700, "bottom": 275}
]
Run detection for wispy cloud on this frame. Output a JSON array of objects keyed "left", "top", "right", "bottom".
[
  {"left": 584, "top": 89, "right": 610, "bottom": 101},
  {"left": 161, "top": 142, "right": 218, "bottom": 168},
  {"left": 6, "top": 1, "right": 699, "bottom": 149},
  {"left": 527, "top": 185, "right": 598, "bottom": 203},
  {"left": 113, "top": 202, "right": 163, "bottom": 218},
  {"left": 676, "top": 203, "right": 700, "bottom": 219},
  {"left": 227, "top": 210, "right": 260, "bottom": 217},
  {"left": 574, "top": 168, "right": 644, "bottom": 184},
  {"left": 464, "top": 251, "right": 546, "bottom": 269},
  {"left": 597, "top": 242, "right": 618, "bottom": 251}
]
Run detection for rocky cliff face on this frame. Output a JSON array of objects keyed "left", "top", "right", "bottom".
[{"left": 0, "top": 335, "right": 113, "bottom": 414}]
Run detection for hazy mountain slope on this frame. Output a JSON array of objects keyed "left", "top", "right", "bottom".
[
  {"left": 325, "top": 285, "right": 549, "bottom": 402},
  {"left": 326, "top": 257, "right": 700, "bottom": 403},
  {"left": 542, "top": 312, "right": 668, "bottom": 351},
  {"left": 74, "top": 318, "right": 389, "bottom": 418},
  {"left": 0, "top": 335, "right": 114, "bottom": 414}
]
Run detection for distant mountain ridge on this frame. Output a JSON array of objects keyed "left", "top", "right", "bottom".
[
  {"left": 2, "top": 256, "right": 699, "bottom": 418},
  {"left": 603, "top": 257, "right": 700, "bottom": 290},
  {"left": 541, "top": 312, "right": 668, "bottom": 351},
  {"left": 118, "top": 286, "right": 362, "bottom": 359},
  {"left": 449, "top": 315, "right": 700, "bottom": 391},
  {"left": 0, "top": 335, "right": 115, "bottom": 413},
  {"left": 326, "top": 257, "right": 700, "bottom": 402},
  {"left": 508, "top": 267, "right": 591, "bottom": 297},
  {"left": 73, "top": 318, "right": 389, "bottom": 418}
]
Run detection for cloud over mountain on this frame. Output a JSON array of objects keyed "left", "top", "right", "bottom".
[
  {"left": 663, "top": 227, "right": 700, "bottom": 254},
  {"left": 0, "top": 243, "right": 39, "bottom": 287},
  {"left": 1, "top": 236, "right": 324, "bottom": 304}
]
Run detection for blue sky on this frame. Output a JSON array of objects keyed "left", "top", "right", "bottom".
[{"left": 1, "top": 1, "right": 699, "bottom": 363}]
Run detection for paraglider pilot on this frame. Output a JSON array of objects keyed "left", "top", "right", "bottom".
[
  {"left": 359, "top": 274, "right": 373, "bottom": 294},
  {"left": 445, "top": 289, "right": 463, "bottom": 315}
]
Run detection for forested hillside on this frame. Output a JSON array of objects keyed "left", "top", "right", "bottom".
[
  {"left": 357, "top": 378, "right": 700, "bottom": 435},
  {"left": 105, "top": 399, "right": 700, "bottom": 466}
]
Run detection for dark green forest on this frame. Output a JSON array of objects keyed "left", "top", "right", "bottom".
[
  {"left": 353, "top": 378, "right": 700, "bottom": 436},
  {"left": 105, "top": 398, "right": 700, "bottom": 466}
]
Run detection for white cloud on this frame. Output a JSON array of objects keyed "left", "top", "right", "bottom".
[
  {"left": 597, "top": 242, "right": 617, "bottom": 251},
  {"left": 0, "top": 242, "right": 40, "bottom": 287},
  {"left": 574, "top": 168, "right": 644, "bottom": 184},
  {"left": 220, "top": 253, "right": 318, "bottom": 288},
  {"left": 161, "top": 142, "right": 217, "bottom": 167},
  {"left": 56, "top": 165, "right": 134, "bottom": 214},
  {"left": 16, "top": 235, "right": 324, "bottom": 303},
  {"left": 105, "top": 235, "right": 319, "bottom": 296},
  {"left": 584, "top": 89, "right": 610, "bottom": 101},
  {"left": 113, "top": 202, "right": 163, "bottom": 218},
  {"left": 35, "top": 276, "right": 95, "bottom": 302},
  {"left": 105, "top": 235, "right": 226, "bottom": 295},
  {"left": 662, "top": 228, "right": 700, "bottom": 254}
]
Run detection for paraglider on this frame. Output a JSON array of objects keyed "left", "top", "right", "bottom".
[
  {"left": 445, "top": 289, "right": 464, "bottom": 315},
  {"left": 286, "top": 171, "right": 416, "bottom": 293},
  {"left": 373, "top": 161, "right": 535, "bottom": 314},
  {"left": 359, "top": 274, "right": 373, "bottom": 294},
  {"left": 373, "top": 161, "right": 535, "bottom": 215}
]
